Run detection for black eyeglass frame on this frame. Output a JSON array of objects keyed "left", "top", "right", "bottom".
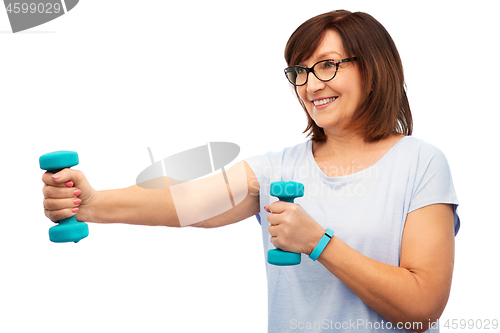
[{"left": 284, "top": 57, "right": 358, "bottom": 86}]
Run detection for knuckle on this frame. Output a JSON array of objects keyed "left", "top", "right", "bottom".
[
  {"left": 42, "top": 184, "right": 49, "bottom": 197},
  {"left": 73, "top": 169, "right": 84, "bottom": 181},
  {"left": 43, "top": 185, "right": 57, "bottom": 198},
  {"left": 268, "top": 225, "right": 276, "bottom": 235},
  {"left": 41, "top": 172, "right": 50, "bottom": 183},
  {"left": 276, "top": 238, "right": 286, "bottom": 249},
  {"left": 45, "top": 209, "right": 58, "bottom": 222},
  {"left": 48, "top": 209, "right": 70, "bottom": 222},
  {"left": 48, "top": 212, "right": 60, "bottom": 221},
  {"left": 43, "top": 198, "right": 56, "bottom": 210}
]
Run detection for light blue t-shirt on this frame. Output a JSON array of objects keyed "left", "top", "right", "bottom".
[{"left": 244, "top": 136, "right": 460, "bottom": 333}]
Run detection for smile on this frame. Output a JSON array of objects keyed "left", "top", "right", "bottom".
[{"left": 313, "top": 97, "right": 338, "bottom": 106}]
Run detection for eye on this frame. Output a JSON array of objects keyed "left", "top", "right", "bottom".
[
  {"left": 319, "top": 60, "right": 336, "bottom": 70},
  {"left": 295, "top": 67, "right": 306, "bottom": 75}
]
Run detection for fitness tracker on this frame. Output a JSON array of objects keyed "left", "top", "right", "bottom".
[{"left": 309, "top": 228, "right": 334, "bottom": 261}]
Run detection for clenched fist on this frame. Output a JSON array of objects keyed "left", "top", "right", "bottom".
[{"left": 42, "top": 169, "right": 97, "bottom": 223}]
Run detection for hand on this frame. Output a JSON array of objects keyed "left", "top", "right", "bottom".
[
  {"left": 264, "top": 202, "right": 325, "bottom": 255},
  {"left": 42, "top": 169, "right": 97, "bottom": 223}
]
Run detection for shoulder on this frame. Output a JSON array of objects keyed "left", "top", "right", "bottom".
[
  {"left": 246, "top": 141, "right": 309, "bottom": 163},
  {"left": 244, "top": 141, "right": 309, "bottom": 177},
  {"left": 396, "top": 137, "right": 456, "bottom": 196},
  {"left": 397, "top": 136, "right": 443, "bottom": 153},
  {"left": 395, "top": 136, "right": 449, "bottom": 164},
  {"left": 387, "top": 136, "right": 455, "bottom": 188}
]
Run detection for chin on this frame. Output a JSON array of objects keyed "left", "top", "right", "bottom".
[{"left": 310, "top": 114, "right": 338, "bottom": 130}]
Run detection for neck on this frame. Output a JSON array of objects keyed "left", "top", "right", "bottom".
[{"left": 313, "top": 130, "right": 369, "bottom": 160}]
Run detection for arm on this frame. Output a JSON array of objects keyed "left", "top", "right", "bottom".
[
  {"left": 266, "top": 202, "right": 455, "bottom": 333},
  {"left": 43, "top": 161, "right": 260, "bottom": 228},
  {"left": 316, "top": 204, "right": 455, "bottom": 332}
]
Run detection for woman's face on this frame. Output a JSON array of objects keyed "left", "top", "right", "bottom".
[{"left": 297, "top": 29, "right": 363, "bottom": 136}]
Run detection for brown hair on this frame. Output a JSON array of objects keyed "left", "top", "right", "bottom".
[{"left": 284, "top": 10, "right": 412, "bottom": 142}]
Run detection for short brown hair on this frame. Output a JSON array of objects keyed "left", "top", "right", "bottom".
[{"left": 284, "top": 10, "right": 412, "bottom": 142}]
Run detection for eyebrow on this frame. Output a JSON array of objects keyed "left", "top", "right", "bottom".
[
  {"left": 316, "top": 51, "right": 342, "bottom": 59},
  {"left": 299, "top": 51, "right": 342, "bottom": 66}
]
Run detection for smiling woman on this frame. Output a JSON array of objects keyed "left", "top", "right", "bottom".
[
  {"left": 285, "top": 10, "right": 412, "bottom": 143},
  {"left": 41, "top": 8, "right": 459, "bottom": 333},
  {"left": 244, "top": 9, "right": 459, "bottom": 333}
]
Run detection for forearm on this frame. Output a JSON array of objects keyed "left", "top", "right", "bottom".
[
  {"left": 82, "top": 178, "right": 180, "bottom": 227},
  {"left": 317, "top": 237, "right": 439, "bottom": 332}
]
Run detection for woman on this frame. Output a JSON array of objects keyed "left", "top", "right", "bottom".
[{"left": 42, "top": 10, "right": 459, "bottom": 333}]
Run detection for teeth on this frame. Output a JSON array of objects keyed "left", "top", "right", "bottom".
[{"left": 313, "top": 97, "right": 337, "bottom": 106}]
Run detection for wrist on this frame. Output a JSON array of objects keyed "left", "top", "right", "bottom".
[
  {"left": 307, "top": 226, "right": 327, "bottom": 255},
  {"left": 78, "top": 189, "right": 100, "bottom": 223},
  {"left": 309, "top": 228, "right": 334, "bottom": 261}
]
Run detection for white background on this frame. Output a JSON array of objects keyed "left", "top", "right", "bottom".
[{"left": 1, "top": 1, "right": 499, "bottom": 332}]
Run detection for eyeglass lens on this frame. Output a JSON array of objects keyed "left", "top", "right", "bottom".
[{"left": 285, "top": 60, "right": 337, "bottom": 86}]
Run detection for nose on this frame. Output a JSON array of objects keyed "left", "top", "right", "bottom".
[{"left": 306, "top": 72, "right": 325, "bottom": 94}]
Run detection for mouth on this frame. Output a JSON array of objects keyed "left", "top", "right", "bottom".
[{"left": 312, "top": 97, "right": 338, "bottom": 107}]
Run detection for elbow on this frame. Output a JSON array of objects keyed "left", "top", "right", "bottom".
[
  {"left": 399, "top": 300, "right": 446, "bottom": 333},
  {"left": 398, "top": 268, "right": 452, "bottom": 332}
]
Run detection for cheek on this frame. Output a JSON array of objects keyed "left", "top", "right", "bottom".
[
  {"left": 331, "top": 80, "right": 361, "bottom": 107},
  {"left": 296, "top": 87, "right": 306, "bottom": 103},
  {"left": 296, "top": 87, "right": 311, "bottom": 110},
  {"left": 344, "top": 74, "right": 364, "bottom": 106}
]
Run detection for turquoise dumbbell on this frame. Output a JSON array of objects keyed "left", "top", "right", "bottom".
[
  {"left": 267, "top": 181, "right": 304, "bottom": 266},
  {"left": 39, "top": 151, "right": 89, "bottom": 243}
]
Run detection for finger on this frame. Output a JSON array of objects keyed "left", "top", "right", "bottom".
[
  {"left": 42, "top": 170, "right": 73, "bottom": 187},
  {"left": 268, "top": 224, "right": 279, "bottom": 237},
  {"left": 269, "top": 236, "right": 284, "bottom": 250},
  {"left": 267, "top": 201, "right": 289, "bottom": 215},
  {"left": 43, "top": 184, "right": 79, "bottom": 199},
  {"left": 44, "top": 207, "right": 78, "bottom": 223},
  {"left": 44, "top": 197, "right": 82, "bottom": 211},
  {"left": 267, "top": 212, "right": 281, "bottom": 226},
  {"left": 42, "top": 168, "right": 84, "bottom": 186},
  {"left": 42, "top": 171, "right": 67, "bottom": 187}
]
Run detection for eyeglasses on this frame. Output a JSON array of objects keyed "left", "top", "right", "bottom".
[{"left": 284, "top": 57, "right": 357, "bottom": 86}]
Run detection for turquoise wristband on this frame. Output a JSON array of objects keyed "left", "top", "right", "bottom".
[{"left": 309, "top": 228, "right": 334, "bottom": 261}]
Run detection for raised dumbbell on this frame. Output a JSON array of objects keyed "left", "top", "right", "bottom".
[
  {"left": 267, "top": 181, "right": 304, "bottom": 266},
  {"left": 39, "top": 150, "right": 89, "bottom": 243}
]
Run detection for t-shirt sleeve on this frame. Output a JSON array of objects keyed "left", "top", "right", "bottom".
[
  {"left": 244, "top": 150, "right": 283, "bottom": 225},
  {"left": 408, "top": 145, "right": 460, "bottom": 235},
  {"left": 244, "top": 154, "right": 265, "bottom": 224}
]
